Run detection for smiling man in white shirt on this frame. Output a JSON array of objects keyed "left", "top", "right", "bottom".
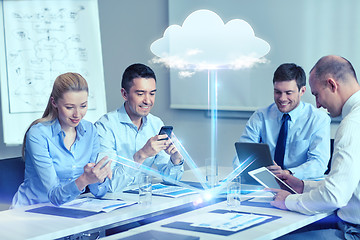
[{"left": 271, "top": 55, "right": 360, "bottom": 239}]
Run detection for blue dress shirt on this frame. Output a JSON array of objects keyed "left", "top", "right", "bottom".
[
  {"left": 233, "top": 101, "right": 331, "bottom": 179},
  {"left": 11, "top": 119, "right": 108, "bottom": 208},
  {"left": 95, "top": 104, "right": 184, "bottom": 192}
]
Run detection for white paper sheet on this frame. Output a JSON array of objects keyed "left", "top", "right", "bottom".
[{"left": 62, "top": 198, "right": 136, "bottom": 213}]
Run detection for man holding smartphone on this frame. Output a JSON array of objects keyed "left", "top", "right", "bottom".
[{"left": 95, "top": 63, "right": 184, "bottom": 192}]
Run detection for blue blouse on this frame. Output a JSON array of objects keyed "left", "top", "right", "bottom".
[{"left": 11, "top": 119, "right": 108, "bottom": 208}]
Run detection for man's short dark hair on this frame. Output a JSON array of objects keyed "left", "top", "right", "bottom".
[
  {"left": 122, "top": 63, "right": 156, "bottom": 92},
  {"left": 273, "top": 63, "right": 306, "bottom": 90}
]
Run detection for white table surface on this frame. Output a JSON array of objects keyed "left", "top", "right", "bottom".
[
  {"left": 0, "top": 166, "right": 225, "bottom": 240},
  {"left": 0, "top": 189, "right": 204, "bottom": 240},
  {"left": 102, "top": 199, "right": 331, "bottom": 240},
  {"left": 101, "top": 166, "right": 333, "bottom": 240},
  {"left": 0, "top": 166, "right": 332, "bottom": 240}
]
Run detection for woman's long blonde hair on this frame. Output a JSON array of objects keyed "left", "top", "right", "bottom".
[{"left": 22, "top": 72, "right": 88, "bottom": 158}]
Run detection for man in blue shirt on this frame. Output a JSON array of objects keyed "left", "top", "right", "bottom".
[
  {"left": 234, "top": 63, "right": 330, "bottom": 180},
  {"left": 95, "top": 63, "right": 184, "bottom": 192}
]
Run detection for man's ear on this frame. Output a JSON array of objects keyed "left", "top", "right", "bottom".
[
  {"left": 121, "top": 88, "right": 128, "bottom": 101},
  {"left": 299, "top": 86, "right": 306, "bottom": 97},
  {"left": 327, "top": 78, "right": 337, "bottom": 93}
]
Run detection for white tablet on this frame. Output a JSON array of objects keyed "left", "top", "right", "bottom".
[{"left": 248, "top": 167, "right": 297, "bottom": 194}]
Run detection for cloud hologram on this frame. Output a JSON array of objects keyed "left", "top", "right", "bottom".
[{"left": 150, "top": 9, "right": 270, "bottom": 70}]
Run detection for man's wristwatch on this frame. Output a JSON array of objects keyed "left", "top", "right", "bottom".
[
  {"left": 173, "top": 158, "right": 184, "bottom": 166},
  {"left": 177, "top": 158, "right": 185, "bottom": 165}
]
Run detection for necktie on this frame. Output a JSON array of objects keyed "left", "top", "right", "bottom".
[{"left": 274, "top": 114, "right": 290, "bottom": 168}]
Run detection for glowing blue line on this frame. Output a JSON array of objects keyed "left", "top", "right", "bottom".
[
  {"left": 198, "top": 155, "right": 257, "bottom": 198},
  {"left": 107, "top": 154, "right": 201, "bottom": 192},
  {"left": 104, "top": 148, "right": 259, "bottom": 203},
  {"left": 171, "top": 133, "right": 209, "bottom": 190},
  {"left": 209, "top": 69, "right": 218, "bottom": 188},
  {"left": 221, "top": 155, "right": 257, "bottom": 184}
]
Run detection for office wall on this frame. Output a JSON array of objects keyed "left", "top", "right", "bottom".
[
  {"left": 97, "top": 0, "right": 343, "bottom": 168},
  {"left": 97, "top": 0, "right": 246, "bottom": 168},
  {"left": 168, "top": 0, "right": 360, "bottom": 113},
  {"left": 0, "top": 0, "right": 339, "bottom": 165}
]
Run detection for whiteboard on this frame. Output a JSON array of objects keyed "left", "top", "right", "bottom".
[
  {"left": 0, "top": 0, "right": 107, "bottom": 145},
  {"left": 168, "top": 0, "right": 360, "bottom": 111}
]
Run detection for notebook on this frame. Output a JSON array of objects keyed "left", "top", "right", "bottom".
[{"left": 234, "top": 142, "right": 274, "bottom": 184}]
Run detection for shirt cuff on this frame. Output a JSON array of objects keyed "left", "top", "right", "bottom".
[
  {"left": 89, "top": 178, "right": 110, "bottom": 197},
  {"left": 65, "top": 181, "right": 83, "bottom": 197},
  {"left": 172, "top": 158, "right": 184, "bottom": 166},
  {"left": 168, "top": 159, "right": 183, "bottom": 170},
  {"left": 284, "top": 193, "right": 299, "bottom": 212},
  {"left": 290, "top": 167, "right": 304, "bottom": 179}
]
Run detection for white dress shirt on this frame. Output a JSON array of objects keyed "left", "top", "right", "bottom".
[{"left": 286, "top": 90, "right": 360, "bottom": 225}]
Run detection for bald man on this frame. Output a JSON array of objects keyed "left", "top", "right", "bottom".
[{"left": 271, "top": 55, "right": 360, "bottom": 239}]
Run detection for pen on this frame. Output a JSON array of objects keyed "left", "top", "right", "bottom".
[{"left": 102, "top": 202, "right": 126, "bottom": 210}]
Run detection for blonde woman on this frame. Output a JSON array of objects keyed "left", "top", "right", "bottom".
[{"left": 11, "top": 73, "right": 112, "bottom": 208}]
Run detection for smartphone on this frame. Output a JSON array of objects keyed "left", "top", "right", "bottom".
[
  {"left": 248, "top": 167, "right": 298, "bottom": 194},
  {"left": 158, "top": 126, "right": 173, "bottom": 141}
]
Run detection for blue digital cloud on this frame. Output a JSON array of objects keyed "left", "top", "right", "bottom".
[{"left": 150, "top": 9, "right": 270, "bottom": 70}]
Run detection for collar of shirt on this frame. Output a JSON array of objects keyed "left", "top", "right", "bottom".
[
  {"left": 342, "top": 90, "right": 360, "bottom": 119},
  {"left": 118, "top": 104, "right": 149, "bottom": 131},
  {"left": 275, "top": 101, "right": 305, "bottom": 123},
  {"left": 50, "top": 118, "right": 86, "bottom": 139}
]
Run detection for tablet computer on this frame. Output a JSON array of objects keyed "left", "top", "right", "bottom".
[
  {"left": 248, "top": 167, "right": 297, "bottom": 194},
  {"left": 235, "top": 142, "right": 274, "bottom": 184}
]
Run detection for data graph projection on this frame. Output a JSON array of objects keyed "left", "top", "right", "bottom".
[{"left": 3, "top": 1, "right": 101, "bottom": 113}]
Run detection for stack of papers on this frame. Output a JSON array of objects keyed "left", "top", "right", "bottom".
[
  {"left": 187, "top": 211, "right": 271, "bottom": 232},
  {"left": 61, "top": 198, "right": 136, "bottom": 213},
  {"left": 127, "top": 183, "right": 198, "bottom": 198}
]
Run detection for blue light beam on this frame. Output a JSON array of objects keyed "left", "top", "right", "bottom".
[
  {"left": 171, "top": 132, "right": 209, "bottom": 190},
  {"left": 208, "top": 69, "right": 218, "bottom": 188},
  {"left": 197, "top": 154, "right": 257, "bottom": 200},
  {"left": 106, "top": 153, "right": 201, "bottom": 193}
]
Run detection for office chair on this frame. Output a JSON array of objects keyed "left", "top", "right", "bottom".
[{"left": 0, "top": 156, "right": 25, "bottom": 209}]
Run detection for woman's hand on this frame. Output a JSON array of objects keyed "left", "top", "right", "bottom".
[{"left": 76, "top": 156, "right": 112, "bottom": 191}]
